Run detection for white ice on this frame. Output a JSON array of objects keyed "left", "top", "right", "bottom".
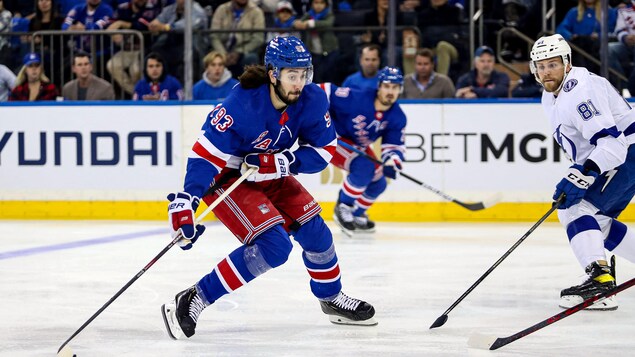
[{"left": 1, "top": 220, "right": 634, "bottom": 357}]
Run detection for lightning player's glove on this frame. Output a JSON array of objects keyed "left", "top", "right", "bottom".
[
  {"left": 167, "top": 192, "right": 206, "bottom": 250},
  {"left": 241, "top": 151, "right": 295, "bottom": 182},
  {"left": 553, "top": 164, "right": 598, "bottom": 209},
  {"left": 382, "top": 152, "right": 403, "bottom": 180}
]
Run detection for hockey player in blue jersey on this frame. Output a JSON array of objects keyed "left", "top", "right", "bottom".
[
  {"left": 531, "top": 34, "right": 635, "bottom": 310},
  {"left": 161, "top": 36, "right": 377, "bottom": 340},
  {"left": 321, "top": 67, "right": 407, "bottom": 236}
]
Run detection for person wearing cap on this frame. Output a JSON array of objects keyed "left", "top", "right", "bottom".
[
  {"left": 321, "top": 66, "right": 407, "bottom": 237},
  {"left": 455, "top": 45, "right": 510, "bottom": 98},
  {"left": 265, "top": 1, "right": 300, "bottom": 42},
  {"left": 9, "top": 53, "right": 59, "bottom": 101}
]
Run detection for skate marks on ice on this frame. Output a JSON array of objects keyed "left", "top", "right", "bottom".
[{"left": 1, "top": 221, "right": 635, "bottom": 356}]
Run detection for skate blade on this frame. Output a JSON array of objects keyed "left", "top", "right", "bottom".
[
  {"left": 161, "top": 303, "right": 185, "bottom": 339},
  {"left": 559, "top": 295, "right": 618, "bottom": 311},
  {"left": 328, "top": 315, "right": 378, "bottom": 326}
]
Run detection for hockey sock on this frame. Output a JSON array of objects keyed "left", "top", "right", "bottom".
[
  {"left": 353, "top": 178, "right": 386, "bottom": 216},
  {"left": 567, "top": 215, "right": 606, "bottom": 268},
  {"left": 338, "top": 176, "right": 364, "bottom": 206},
  {"left": 294, "top": 217, "right": 342, "bottom": 299},
  {"left": 197, "top": 225, "right": 292, "bottom": 303}
]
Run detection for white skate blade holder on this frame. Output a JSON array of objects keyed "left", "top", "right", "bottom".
[
  {"left": 328, "top": 314, "right": 378, "bottom": 326},
  {"left": 161, "top": 302, "right": 186, "bottom": 339},
  {"left": 560, "top": 295, "right": 618, "bottom": 311}
]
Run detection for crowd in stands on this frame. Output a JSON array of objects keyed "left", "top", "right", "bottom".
[{"left": 0, "top": 0, "right": 633, "bottom": 102}]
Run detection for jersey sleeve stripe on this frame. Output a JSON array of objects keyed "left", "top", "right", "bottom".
[
  {"left": 589, "top": 126, "right": 621, "bottom": 146},
  {"left": 191, "top": 140, "right": 227, "bottom": 171}
]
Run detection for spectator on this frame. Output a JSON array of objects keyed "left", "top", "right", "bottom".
[
  {"left": 293, "top": 0, "right": 339, "bottom": 83},
  {"left": 192, "top": 51, "right": 238, "bottom": 100},
  {"left": 417, "top": 0, "right": 466, "bottom": 79},
  {"left": 62, "top": 50, "right": 114, "bottom": 100},
  {"left": 9, "top": 52, "right": 58, "bottom": 101},
  {"left": 0, "top": 0, "right": 11, "bottom": 65},
  {"left": 360, "top": 0, "right": 410, "bottom": 65},
  {"left": 148, "top": 0, "right": 208, "bottom": 83},
  {"left": 609, "top": 1, "right": 635, "bottom": 87},
  {"left": 62, "top": 0, "right": 114, "bottom": 46},
  {"left": 266, "top": 1, "right": 300, "bottom": 42},
  {"left": 0, "top": 63, "right": 16, "bottom": 101},
  {"left": 455, "top": 45, "right": 510, "bottom": 98},
  {"left": 133, "top": 52, "right": 183, "bottom": 101},
  {"left": 556, "top": 0, "right": 617, "bottom": 72},
  {"left": 106, "top": 0, "right": 161, "bottom": 95},
  {"left": 26, "top": 0, "right": 65, "bottom": 85},
  {"left": 342, "top": 43, "right": 381, "bottom": 90},
  {"left": 510, "top": 72, "right": 542, "bottom": 98},
  {"left": 210, "top": 0, "right": 265, "bottom": 78},
  {"left": 403, "top": 48, "right": 455, "bottom": 99}
]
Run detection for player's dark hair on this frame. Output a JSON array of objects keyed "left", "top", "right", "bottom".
[
  {"left": 239, "top": 64, "right": 270, "bottom": 89},
  {"left": 72, "top": 50, "right": 91, "bottom": 66}
]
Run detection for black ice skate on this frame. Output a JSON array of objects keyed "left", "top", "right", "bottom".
[
  {"left": 320, "top": 291, "right": 377, "bottom": 326},
  {"left": 161, "top": 285, "right": 209, "bottom": 339},
  {"left": 560, "top": 261, "right": 618, "bottom": 311},
  {"left": 333, "top": 202, "right": 356, "bottom": 237},
  {"left": 353, "top": 214, "right": 376, "bottom": 233}
]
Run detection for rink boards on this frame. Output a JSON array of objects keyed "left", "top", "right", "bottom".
[{"left": 2, "top": 100, "right": 634, "bottom": 221}]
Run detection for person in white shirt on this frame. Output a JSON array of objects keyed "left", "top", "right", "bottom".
[
  {"left": 531, "top": 34, "right": 635, "bottom": 311},
  {"left": 0, "top": 63, "right": 16, "bottom": 101}
]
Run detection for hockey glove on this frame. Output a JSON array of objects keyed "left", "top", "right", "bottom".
[
  {"left": 382, "top": 152, "right": 403, "bottom": 180},
  {"left": 167, "top": 192, "right": 206, "bottom": 250},
  {"left": 553, "top": 164, "right": 598, "bottom": 209},
  {"left": 241, "top": 151, "right": 295, "bottom": 182}
]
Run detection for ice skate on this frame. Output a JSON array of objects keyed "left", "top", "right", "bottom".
[
  {"left": 333, "top": 202, "right": 356, "bottom": 237},
  {"left": 353, "top": 214, "right": 375, "bottom": 233},
  {"left": 320, "top": 291, "right": 377, "bottom": 326},
  {"left": 161, "top": 285, "right": 208, "bottom": 339},
  {"left": 560, "top": 261, "right": 618, "bottom": 311}
]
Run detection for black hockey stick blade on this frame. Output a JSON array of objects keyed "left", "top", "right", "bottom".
[
  {"left": 429, "top": 195, "right": 563, "bottom": 329},
  {"left": 336, "top": 140, "right": 499, "bottom": 211},
  {"left": 468, "top": 276, "right": 635, "bottom": 350}
]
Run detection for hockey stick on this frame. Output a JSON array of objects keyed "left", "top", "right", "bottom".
[
  {"left": 468, "top": 275, "right": 635, "bottom": 350},
  {"left": 429, "top": 194, "right": 564, "bottom": 329},
  {"left": 57, "top": 167, "right": 257, "bottom": 357},
  {"left": 336, "top": 140, "right": 498, "bottom": 211}
]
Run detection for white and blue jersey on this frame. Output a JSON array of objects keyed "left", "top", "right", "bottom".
[
  {"left": 184, "top": 83, "right": 337, "bottom": 198},
  {"left": 321, "top": 83, "right": 407, "bottom": 160}
]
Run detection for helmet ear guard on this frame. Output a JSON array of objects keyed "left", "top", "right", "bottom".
[{"left": 264, "top": 36, "right": 314, "bottom": 84}]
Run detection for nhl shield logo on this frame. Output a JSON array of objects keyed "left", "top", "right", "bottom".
[
  {"left": 258, "top": 204, "right": 270, "bottom": 214},
  {"left": 563, "top": 79, "right": 578, "bottom": 92}
]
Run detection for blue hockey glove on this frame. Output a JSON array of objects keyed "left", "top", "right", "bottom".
[
  {"left": 241, "top": 150, "right": 295, "bottom": 182},
  {"left": 553, "top": 164, "right": 598, "bottom": 209},
  {"left": 382, "top": 152, "right": 403, "bottom": 180},
  {"left": 167, "top": 192, "right": 205, "bottom": 250}
]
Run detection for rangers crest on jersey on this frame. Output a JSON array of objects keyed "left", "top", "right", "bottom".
[{"left": 563, "top": 79, "right": 578, "bottom": 92}]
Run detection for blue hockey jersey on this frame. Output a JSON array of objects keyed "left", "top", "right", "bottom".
[
  {"left": 184, "top": 83, "right": 337, "bottom": 198},
  {"left": 321, "top": 83, "right": 407, "bottom": 160}
]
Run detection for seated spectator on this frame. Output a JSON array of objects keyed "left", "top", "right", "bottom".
[
  {"left": 609, "top": 1, "right": 635, "bottom": 87},
  {"left": 510, "top": 72, "right": 542, "bottom": 98},
  {"left": 455, "top": 46, "right": 510, "bottom": 98},
  {"left": 417, "top": 0, "right": 466, "bottom": 79},
  {"left": 293, "top": 0, "right": 339, "bottom": 83},
  {"left": 148, "top": 0, "right": 208, "bottom": 83},
  {"left": 27, "top": 0, "right": 66, "bottom": 86},
  {"left": 403, "top": 48, "right": 455, "bottom": 99},
  {"left": 360, "top": 0, "right": 410, "bottom": 65},
  {"left": 62, "top": 0, "right": 114, "bottom": 47},
  {"left": 266, "top": 1, "right": 300, "bottom": 42},
  {"left": 9, "top": 52, "right": 59, "bottom": 101},
  {"left": 0, "top": 63, "right": 16, "bottom": 101},
  {"left": 0, "top": 0, "right": 11, "bottom": 66},
  {"left": 193, "top": 51, "right": 238, "bottom": 100},
  {"left": 342, "top": 43, "right": 381, "bottom": 90},
  {"left": 62, "top": 50, "right": 115, "bottom": 100},
  {"left": 106, "top": 0, "right": 161, "bottom": 95},
  {"left": 133, "top": 52, "right": 183, "bottom": 101},
  {"left": 210, "top": 0, "right": 265, "bottom": 78},
  {"left": 556, "top": 0, "right": 617, "bottom": 73}
]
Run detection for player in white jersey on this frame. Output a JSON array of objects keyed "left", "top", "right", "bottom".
[{"left": 531, "top": 34, "right": 635, "bottom": 310}]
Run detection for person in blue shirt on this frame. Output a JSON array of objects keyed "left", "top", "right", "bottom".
[
  {"left": 323, "top": 66, "right": 407, "bottom": 236},
  {"left": 192, "top": 51, "right": 238, "bottom": 100},
  {"left": 133, "top": 52, "right": 183, "bottom": 100},
  {"left": 160, "top": 36, "right": 376, "bottom": 341},
  {"left": 455, "top": 45, "right": 510, "bottom": 98},
  {"left": 341, "top": 43, "right": 381, "bottom": 90}
]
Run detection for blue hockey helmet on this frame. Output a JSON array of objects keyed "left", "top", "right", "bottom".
[
  {"left": 264, "top": 36, "right": 313, "bottom": 84},
  {"left": 377, "top": 66, "right": 404, "bottom": 88}
]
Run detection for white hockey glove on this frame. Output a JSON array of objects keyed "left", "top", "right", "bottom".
[
  {"left": 553, "top": 164, "right": 598, "bottom": 209},
  {"left": 241, "top": 151, "right": 295, "bottom": 182},
  {"left": 167, "top": 192, "right": 206, "bottom": 250},
  {"left": 382, "top": 152, "right": 403, "bottom": 180}
]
